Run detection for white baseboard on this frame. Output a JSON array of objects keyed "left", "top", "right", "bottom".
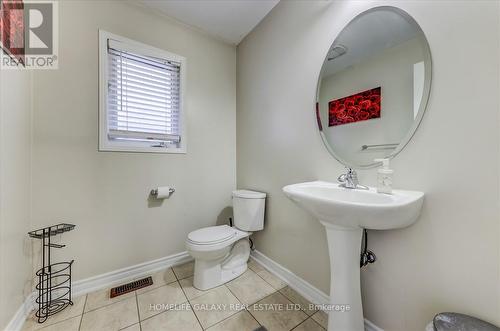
[
  {"left": 73, "top": 251, "right": 192, "bottom": 297},
  {"left": 4, "top": 293, "right": 35, "bottom": 331},
  {"left": 250, "top": 250, "right": 383, "bottom": 331},
  {"left": 250, "top": 250, "right": 329, "bottom": 305},
  {"left": 364, "top": 318, "right": 384, "bottom": 331},
  {"left": 4, "top": 251, "right": 193, "bottom": 331}
]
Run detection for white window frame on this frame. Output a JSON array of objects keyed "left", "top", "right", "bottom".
[{"left": 98, "top": 30, "right": 187, "bottom": 154}]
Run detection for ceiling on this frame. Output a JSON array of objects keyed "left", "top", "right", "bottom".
[{"left": 139, "top": 0, "right": 280, "bottom": 45}]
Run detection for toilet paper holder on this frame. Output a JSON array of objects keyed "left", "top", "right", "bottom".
[{"left": 150, "top": 187, "right": 175, "bottom": 198}]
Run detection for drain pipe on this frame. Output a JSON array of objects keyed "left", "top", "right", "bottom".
[
  {"left": 229, "top": 217, "right": 255, "bottom": 250},
  {"left": 360, "top": 229, "right": 376, "bottom": 268}
]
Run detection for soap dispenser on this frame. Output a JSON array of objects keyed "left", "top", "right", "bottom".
[{"left": 374, "top": 158, "right": 393, "bottom": 194}]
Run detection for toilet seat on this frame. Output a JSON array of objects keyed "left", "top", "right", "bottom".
[{"left": 187, "top": 225, "right": 238, "bottom": 245}]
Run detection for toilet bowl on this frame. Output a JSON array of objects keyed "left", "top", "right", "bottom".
[{"left": 186, "top": 190, "right": 266, "bottom": 290}]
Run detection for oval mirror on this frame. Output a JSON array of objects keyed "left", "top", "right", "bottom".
[{"left": 316, "top": 6, "right": 432, "bottom": 168}]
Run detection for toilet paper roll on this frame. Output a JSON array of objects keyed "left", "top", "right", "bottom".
[{"left": 154, "top": 186, "right": 174, "bottom": 199}]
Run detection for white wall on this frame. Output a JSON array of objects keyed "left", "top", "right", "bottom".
[
  {"left": 237, "top": 1, "right": 500, "bottom": 330},
  {"left": 31, "top": 1, "right": 236, "bottom": 281},
  {"left": 0, "top": 70, "right": 33, "bottom": 329}
]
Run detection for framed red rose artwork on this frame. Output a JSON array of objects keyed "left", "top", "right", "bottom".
[{"left": 328, "top": 87, "right": 381, "bottom": 127}]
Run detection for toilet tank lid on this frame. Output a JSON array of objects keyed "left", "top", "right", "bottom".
[{"left": 232, "top": 190, "right": 266, "bottom": 199}]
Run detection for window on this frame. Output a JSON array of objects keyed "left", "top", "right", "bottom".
[{"left": 99, "top": 30, "right": 186, "bottom": 153}]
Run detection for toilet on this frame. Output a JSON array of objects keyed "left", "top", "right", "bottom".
[{"left": 186, "top": 190, "right": 266, "bottom": 290}]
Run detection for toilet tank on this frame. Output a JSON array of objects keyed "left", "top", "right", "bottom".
[{"left": 232, "top": 190, "right": 266, "bottom": 231}]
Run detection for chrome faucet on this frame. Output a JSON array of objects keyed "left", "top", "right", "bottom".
[{"left": 338, "top": 167, "right": 368, "bottom": 190}]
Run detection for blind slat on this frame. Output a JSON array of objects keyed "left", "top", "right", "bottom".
[
  {"left": 109, "top": 109, "right": 179, "bottom": 120},
  {"left": 109, "top": 60, "right": 179, "bottom": 81},
  {"left": 109, "top": 70, "right": 178, "bottom": 87},
  {"left": 108, "top": 86, "right": 179, "bottom": 102},
  {"left": 111, "top": 123, "right": 179, "bottom": 132},
  {"left": 111, "top": 68, "right": 178, "bottom": 85},
  {"left": 108, "top": 92, "right": 179, "bottom": 108},
  {"left": 108, "top": 81, "right": 179, "bottom": 99},
  {"left": 108, "top": 103, "right": 178, "bottom": 117},
  {"left": 108, "top": 99, "right": 179, "bottom": 114},
  {"left": 109, "top": 115, "right": 179, "bottom": 127},
  {"left": 108, "top": 47, "right": 180, "bottom": 72}
]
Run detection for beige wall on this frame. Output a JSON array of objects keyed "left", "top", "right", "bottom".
[
  {"left": 237, "top": 1, "right": 500, "bottom": 330},
  {"left": 0, "top": 70, "right": 33, "bottom": 329},
  {"left": 31, "top": 1, "right": 236, "bottom": 281}
]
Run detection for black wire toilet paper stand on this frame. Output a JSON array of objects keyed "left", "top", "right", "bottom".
[{"left": 28, "top": 223, "right": 76, "bottom": 323}]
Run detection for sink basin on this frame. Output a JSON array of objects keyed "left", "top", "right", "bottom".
[
  {"left": 283, "top": 181, "right": 424, "bottom": 331},
  {"left": 283, "top": 181, "right": 424, "bottom": 230}
]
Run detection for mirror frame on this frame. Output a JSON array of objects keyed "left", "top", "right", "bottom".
[{"left": 315, "top": 6, "right": 432, "bottom": 169}]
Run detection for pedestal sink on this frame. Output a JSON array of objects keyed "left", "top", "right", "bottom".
[{"left": 283, "top": 181, "right": 424, "bottom": 331}]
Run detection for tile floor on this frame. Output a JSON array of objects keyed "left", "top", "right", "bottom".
[{"left": 22, "top": 258, "right": 328, "bottom": 331}]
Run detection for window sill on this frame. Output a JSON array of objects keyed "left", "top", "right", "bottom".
[{"left": 98, "top": 144, "right": 186, "bottom": 154}]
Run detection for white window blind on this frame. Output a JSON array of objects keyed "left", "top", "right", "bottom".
[{"left": 106, "top": 39, "right": 181, "bottom": 146}]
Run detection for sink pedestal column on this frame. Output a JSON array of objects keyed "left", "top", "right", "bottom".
[{"left": 321, "top": 222, "right": 364, "bottom": 331}]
